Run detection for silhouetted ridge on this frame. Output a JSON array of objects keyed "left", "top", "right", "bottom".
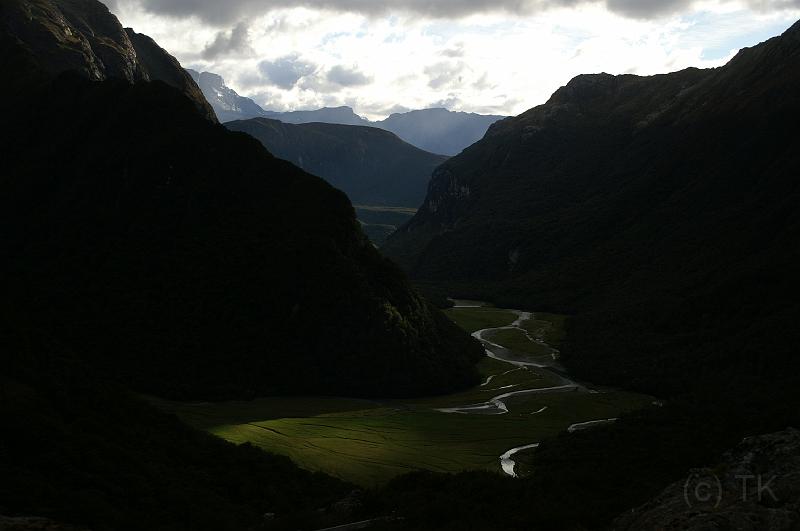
[
  {"left": 384, "top": 20, "right": 800, "bottom": 402},
  {"left": 0, "top": 0, "right": 483, "bottom": 401}
]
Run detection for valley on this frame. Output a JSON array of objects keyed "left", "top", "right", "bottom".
[
  {"left": 224, "top": 118, "right": 443, "bottom": 244},
  {"left": 3, "top": 1, "right": 799, "bottom": 528},
  {"left": 153, "top": 302, "right": 651, "bottom": 486},
  {"left": 355, "top": 205, "right": 417, "bottom": 245}
]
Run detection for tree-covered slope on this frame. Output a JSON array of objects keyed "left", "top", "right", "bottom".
[
  {"left": 226, "top": 118, "right": 448, "bottom": 207},
  {"left": 0, "top": 0, "right": 483, "bottom": 401},
  {"left": 384, "top": 21, "right": 800, "bottom": 400}
]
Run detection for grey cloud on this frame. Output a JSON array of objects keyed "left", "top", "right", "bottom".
[
  {"left": 259, "top": 54, "right": 317, "bottom": 89},
  {"left": 605, "top": 0, "right": 693, "bottom": 19},
  {"left": 441, "top": 44, "right": 465, "bottom": 58},
  {"left": 126, "top": 0, "right": 799, "bottom": 24},
  {"left": 202, "top": 22, "right": 251, "bottom": 59},
  {"left": 327, "top": 65, "right": 372, "bottom": 86},
  {"left": 747, "top": 0, "right": 800, "bottom": 9},
  {"left": 235, "top": 70, "right": 267, "bottom": 90},
  {"left": 424, "top": 61, "right": 466, "bottom": 90},
  {"left": 472, "top": 72, "right": 491, "bottom": 90},
  {"left": 431, "top": 93, "right": 463, "bottom": 109},
  {"left": 381, "top": 103, "right": 412, "bottom": 115}
]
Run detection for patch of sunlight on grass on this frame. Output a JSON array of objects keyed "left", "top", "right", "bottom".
[{"left": 151, "top": 305, "right": 652, "bottom": 486}]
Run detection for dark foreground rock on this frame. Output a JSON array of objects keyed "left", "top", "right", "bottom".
[{"left": 614, "top": 428, "right": 800, "bottom": 531}]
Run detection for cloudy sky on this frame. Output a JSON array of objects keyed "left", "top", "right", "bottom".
[{"left": 106, "top": 0, "right": 799, "bottom": 119}]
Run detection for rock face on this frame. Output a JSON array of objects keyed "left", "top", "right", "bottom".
[
  {"left": 0, "top": 0, "right": 483, "bottom": 400},
  {"left": 614, "top": 428, "right": 800, "bottom": 531},
  {"left": 0, "top": 0, "right": 215, "bottom": 121},
  {"left": 186, "top": 69, "right": 268, "bottom": 123},
  {"left": 124, "top": 30, "right": 214, "bottom": 121},
  {"left": 225, "top": 117, "right": 448, "bottom": 207}
]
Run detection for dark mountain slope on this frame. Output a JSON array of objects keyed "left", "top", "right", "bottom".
[
  {"left": 0, "top": 2, "right": 482, "bottom": 401},
  {"left": 372, "top": 22, "right": 800, "bottom": 531},
  {"left": 0, "top": 2, "right": 480, "bottom": 528},
  {"left": 226, "top": 118, "right": 448, "bottom": 207},
  {"left": 0, "top": 0, "right": 215, "bottom": 121},
  {"left": 124, "top": 30, "right": 214, "bottom": 120},
  {"left": 1, "top": 346, "right": 351, "bottom": 531},
  {"left": 384, "top": 22, "right": 800, "bottom": 400}
]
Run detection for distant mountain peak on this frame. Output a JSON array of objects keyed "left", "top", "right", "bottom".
[
  {"left": 376, "top": 107, "right": 507, "bottom": 155},
  {"left": 193, "top": 70, "right": 226, "bottom": 89},
  {"left": 186, "top": 69, "right": 266, "bottom": 121},
  {"left": 186, "top": 68, "right": 507, "bottom": 154},
  {"left": 256, "top": 104, "right": 507, "bottom": 155}
]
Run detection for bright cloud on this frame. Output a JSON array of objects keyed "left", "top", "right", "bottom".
[{"left": 107, "top": 0, "right": 800, "bottom": 119}]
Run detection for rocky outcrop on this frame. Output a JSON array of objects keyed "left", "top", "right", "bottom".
[
  {"left": 124, "top": 30, "right": 215, "bottom": 121},
  {"left": 614, "top": 428, "right": 800, "bottom": 531},
  {"left": 0, "top": 0, "right": 215, "bottom": 121},
  {"left": 0, "top": 0, "right": 484, "bottom": 401},
  {"left": 186, "top": 69, "right": 268, "bottom": 123}
]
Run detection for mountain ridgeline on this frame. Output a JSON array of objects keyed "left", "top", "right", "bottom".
[
  {"left": 188, "top": 70, "right": 506, "bottom": 155},
  {"left": 259, "top": 106, "right": 506, "bottom": 156},
  {"left": 378, "top": 108, "right": 508, "bottom": 158},
  {"left": 0, "top": 0, "right": 482, "bottom": 401},
  {"left": 186, "top": 68, "right": 271, "bottom": 123},
  {"left": 0, "top": 2, "right": 395, "bottom": 529},
  {"left": 0, "top": 0, "right": 215, "bottom": 121},
  {"left": 225, "top": 118, "right": 448, "bottom": 207},
  {"left": 0, "top": 1, "right": 483, "bottom": 527},
  {"left": 264, "top": 106, "right": 505, "bottom": 156},
  {"left": 263, "top": 105, "right": 371, "bottom": 126},
  {"left": 385, "top": 22, "right": 800, "bottom": 406},
  {"left": 5, "top": 1, "right": 800, "bottom": 529},
  {"left": 371, "top": 23, "right": 800, "bottom": 531}
]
